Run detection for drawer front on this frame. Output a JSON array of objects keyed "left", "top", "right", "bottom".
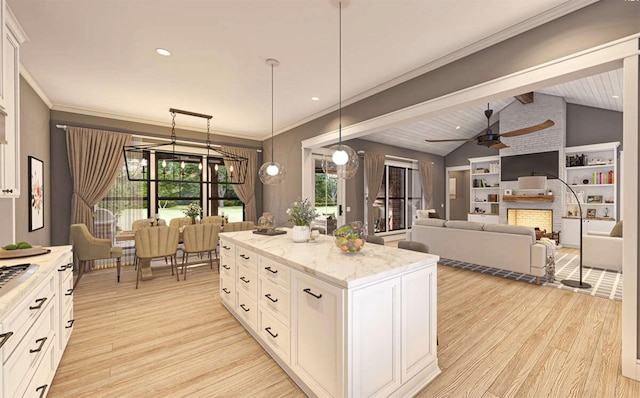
[
  {"left": 258, "top": 277, "right": 290, "bottom": 326},
  {"left": 4, "top": 301, "right": 55, "bottom": 398},
  {"left": 60, "top": 304, "right": 74, "bottom": 352},
  {"left": 219, "top": 256, "right": 236, "bottom": 281},
  {"left": 61, "top": 268, "right": 74, "bottom": 310},
  {"left": 2, "top": 272, "right": 56, "bottom": 363},
  {"left": 57, "top": 258, "right": 74, "bottom": 287},
  {"left": 22, "top": 334, "right": 57, "bottom": 398},
  {"left": 236, "top": 264, "right": 258, "bottom": 299},
  {"left": 236, "top": 247, "right": 257, "bottom": 270},
  {"left": 220, "top": 276, "right": 236, "bottom": 308},
  {"left": 236, "top": 290, "right": 258, "bottom": 330},
  {"left": 258, "top": 307, "right": 290, "bottom": 365},
  {"left": 219, "top": 240, "right": 236, "bottom": 259},
  {"left": 258, "top": 256, "right": 290, "bottom": 288}
]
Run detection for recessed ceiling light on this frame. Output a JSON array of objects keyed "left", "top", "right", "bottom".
[
  {"left": 612, "top": 94, "right": 620, "bottom": 99},
  {"left": 455, "top": 125, "right": 461, "bottom": 130},
  {"left": 311, "top": 96, "right": 320, "bottom": 101},
  {"left": 156, "top": 48, "right": 171, "bottom": 56}
]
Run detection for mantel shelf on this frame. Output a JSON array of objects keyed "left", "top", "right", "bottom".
[{"left": 503, "top": 195, "right": 554, "bottom": 203}]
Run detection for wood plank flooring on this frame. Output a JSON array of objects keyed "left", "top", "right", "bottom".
[{"left": 49, "top": 254, "right": 640, "bottom": 397}]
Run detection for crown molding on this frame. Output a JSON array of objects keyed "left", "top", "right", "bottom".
[{"left": 19, "top": 65, "right": 53, "bottom": 108}]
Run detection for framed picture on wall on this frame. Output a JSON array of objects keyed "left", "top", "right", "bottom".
[
  {"left": 28, "top": 156, "right": 44, "bottom": 231},
  {"left": 586, "top": 208, "right": 596, "bottom": 218}
]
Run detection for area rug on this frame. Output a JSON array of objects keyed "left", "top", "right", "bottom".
[{"left": 438, "top": 253, "right": 623, "bottom": 301}]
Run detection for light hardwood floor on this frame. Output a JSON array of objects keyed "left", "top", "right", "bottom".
[{"left": 50, "top": 254, "right": 640, "bottom": 397}]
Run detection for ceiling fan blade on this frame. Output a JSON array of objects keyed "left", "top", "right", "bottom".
[
  {"left": 425, "top": 137, "right": 475, "bottom": 143},
  {"left": 490, "top": 142, "right": 509, "bottom": 150},
  {"left": 499, "top": 119, "right": 555, "bottom": 138}
]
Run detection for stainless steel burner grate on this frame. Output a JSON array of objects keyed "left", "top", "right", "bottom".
[{"left": 0, "top": 263, "right": 40, "bottom": 297}]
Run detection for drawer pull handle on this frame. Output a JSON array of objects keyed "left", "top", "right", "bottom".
[
  {"left": 240, "top": 276, "right": 250, "bottom": 283},
  {"left": 222, "top": 245, "right": 231, "bottom": 250},
  {"left": 0, "top": 332, "right": 13, "bottom": 349},
  {"left": 222, "top": 264, "right": 231, "bottom": 270},
  {"left": 303, "top": 288, "right": 322, "bottom": 299},
  {"left": 36, "top": 384, "right": 48, "bottom": 398},
  {"left": 30, "top": 297, "right": 47, "bottom": 310},
  {"left": 264, "top": 266, "right": 278, "bottom": 274},
  {"left": 240, "top": 304, "right": 250, "bottom": 312},
  {"left": 65, "top": 288, "right": 74, "bottom": 296},
  {"left": 66, "top": 319, "right": 75, "bottom": 329},
  {"left": 265, "top": 293, "right": 278, "bottom": 303},
  {"left": 265, "top": 327, "right": 278, "bottom": 338},
  {"left": 58, "top": 266, "right": 67, "bottom": 272},
  {"left": 222, "top": 288, "right": 231, "bottom": 294},
  {"left": 30, "top": 337, "right": 47, "bottom": 353},
  {"left": 67, "top": 263, "right": 73, "bottom": 269},
  {"left": 240, "top": 254, "right": 250, "bottom": 260}
]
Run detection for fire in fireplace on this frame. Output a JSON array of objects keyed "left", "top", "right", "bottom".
[{"left": 507, "top": 209, "right": 553, "bottom": 233}]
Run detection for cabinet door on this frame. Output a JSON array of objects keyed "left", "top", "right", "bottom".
[
  {"left": 561, "top": 218, "right": 580, "bottom": 248},
  {"left": 584, "top": 219, "right": 615, "bottom": 234},
  {"left": 402, "top": 266, "right": 437, "bottom": 381},
  {"left": 350, "top": 277, "right": 401, "bottom": 397},
  {"left": 0, "top": 27, "right": 19, "bottom": 197},
  {"left": 291, "top": 270, "right": 344, "bottom": 398}
]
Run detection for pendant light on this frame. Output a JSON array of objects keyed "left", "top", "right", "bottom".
[
  {"left": 329, "top": 0, "right": 358, "bottom": 179},
  {"left": 258, "top": 58, "right": 286, "bottom": 185}
]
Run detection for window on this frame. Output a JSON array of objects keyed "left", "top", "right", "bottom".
[
  {"left": 156, "top": 152, "right": 203, "bottom": 222},
  {"left": 372, "top": 162, "right": 422, "bottom": 234},
  {"left": 314, "top": 162, "right": 338, "bottom": 216},
  {"left": 207, "top": 158, "right": 244, "bottom": 222}
]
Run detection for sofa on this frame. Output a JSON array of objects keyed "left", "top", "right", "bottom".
[
  {"left": 410, "top": 218, "right": 548, "bottom": 284},
  {"left": 582, "top": 220, "right": 622, "bottom": 272}
]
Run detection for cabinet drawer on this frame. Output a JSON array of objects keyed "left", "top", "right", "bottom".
[
  {"left": 22, "top": 334, "right": 56, "bottom": 398},
  {"left": 219, "top": 240, "right": 236, "bottom": 258},
  {"left": 236, "top": 264, "right": 258, "bottom": 299},
  {"left": 258, "top": 277, "right": 290, "bottom": 326},
  {"left": 236, "top": 247, "right": 257, "bottom": 270},
  {"left": 56, "top": 257, "right": 73, "bottom": 286},
  {"left": 258, "top": 256, "right": 290, "bottom": 288},
  {"left": 219, "top": 256, "right": 236, "bottom": 281},
  {"left": 258, "top": 307, "right": 290, "bottom": 365},
  {"left": 1, "top": 272, "right": 56, "bottom": 363},
  {"left": 236, "top": 290, "right": 258, "bottom": 330},
  {"left": 60, "top": 304, "right": 74, "bottom": 352},
  {"left": 61, "top": 269, "right": 74, "bottom": 310},
  {"left": 220, "top": 276, "right": 236, "bottom": 308},
  {"left": 3, "top": 300, "right": 55, "bottom": 398}
]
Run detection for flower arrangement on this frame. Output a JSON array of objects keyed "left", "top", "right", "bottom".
[
  {"left": 287, "top": 198, "right": 318, "bottom": 226},
  {"left": 183, "top": 202, "right": 202, "bottom": 219}
]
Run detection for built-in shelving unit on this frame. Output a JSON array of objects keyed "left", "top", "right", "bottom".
[{"left": 468, "top": 156, "right": 500, "bottom": 224}]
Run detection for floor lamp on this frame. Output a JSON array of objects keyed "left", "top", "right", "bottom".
[{"left": 519, "top": 174, "right": 591, "bottom": 289}]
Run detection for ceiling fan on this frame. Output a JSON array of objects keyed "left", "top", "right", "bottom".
[{"left": 425, "top": 104, "right": 555, "bottom": 150}]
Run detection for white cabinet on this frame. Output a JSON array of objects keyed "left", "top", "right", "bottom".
[
  {"left": 0, "top": 246, "right": 73, "bottom": 398},
  {"left": 560, "top": 218, "right": 617, "bottom": 248},
  {"left": 291, "top": 269, "right": 344, "bottom": 398},
  {"left": 0, "top": 6, "right": 26, "bottom": 198},
  {"left": 468, "top": 156, "right": 500, "bottom": 221},
  {"left": 467, "top": 213, "right": 500, "bottom": 224}
]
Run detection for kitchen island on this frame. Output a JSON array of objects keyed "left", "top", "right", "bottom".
[{"left": 219, "top": 230, "right": 440, "bottom": 398}]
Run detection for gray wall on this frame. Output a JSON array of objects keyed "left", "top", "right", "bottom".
[
  {"left": 49, "top": 110, "right": 263, "bottom": 245},
  {"left": 566, "top": 103, "right": 623, "bottom": 148},
  {"left": 17, "top": 77, "right": 51, "bottom": 245},
  {"left": 264, "top": 0, "right": 639, "bottom": 224}
]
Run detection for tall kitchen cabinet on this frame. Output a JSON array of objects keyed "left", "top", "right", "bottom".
[
  {"left": 560, "top": 142, "right": 620, "bottom": 248},
  {"left": 0, "top": 4, "right": 26, "bottom": 198},
  {"left": 468, "top": 156, "right": 500, "bottom": 224}
]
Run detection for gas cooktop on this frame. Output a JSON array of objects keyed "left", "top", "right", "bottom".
[{"left": 0, "top": 263, "right": 40, "bottom": 298}]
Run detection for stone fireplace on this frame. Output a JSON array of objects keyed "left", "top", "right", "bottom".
[{"left": 507, "top": 209, "right": 552, "bottom": 233}]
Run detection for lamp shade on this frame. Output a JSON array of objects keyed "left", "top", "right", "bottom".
[
  {"left": 518, "top": 176, "right": 547, "bottom": 190},
  {"left": 259, "top": 161, "right": 286, "bottom": 185},
  {"left": 325, "top": 144, "right": 358, "bottom": 179}
]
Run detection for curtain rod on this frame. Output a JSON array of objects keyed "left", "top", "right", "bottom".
[{"left": 55, "top": 124, "right": 262, "bottom": 152}]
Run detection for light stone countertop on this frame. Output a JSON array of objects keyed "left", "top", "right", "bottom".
[
  {"left": 0, "top": 245, "right": 72, "bottom": 319},
  {"left": 220, "top": 229, "right": 439, "bottom": 288}
]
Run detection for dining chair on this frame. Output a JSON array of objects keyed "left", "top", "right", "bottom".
[
  {"left": 223, "top": 221, "right": 255, "bottom": 232},
  {"left": 134, "top": 225, "right": 180, "bottom": 288},
  {"left": 70, "top": 223, "right": 123, "bottom": 288},
  {"left": 181, "top": 223, "right": 220, "bottom": 279},
  {"left": 169, "top": 217, "right": 192, "bottom": 228},
  {"left": 366, "top": 235, "right": 385, "bottom": 245},
  {"left": 203, "top": 215, "right": 224, "bottom": 226},
  {"left": 397, "top": 240, "right": 429, "bottom": 253}
]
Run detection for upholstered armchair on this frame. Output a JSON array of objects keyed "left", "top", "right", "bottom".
[
  {"left": 582, "top": 221, "right": 622, "bottom": 272},
  {"left": 134, "top": 226, "right": 180, "bottom": 288},
  {"left": 70, "top": 223, "right": 123, "bottom": 288},
  {"left": 181, "top": 223, "right": 220, "bottom": 279}
]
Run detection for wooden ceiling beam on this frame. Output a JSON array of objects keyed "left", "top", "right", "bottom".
[{"left": 515, "top": 92, "right": 534, "bottom": 104}]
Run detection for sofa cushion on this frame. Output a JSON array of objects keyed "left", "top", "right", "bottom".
[
  {"left": 444, "top": 220, "right": 485, "bottom": 231},
  {"left": 414, "top": 218, "right": 447, "bottom": 227},
  {"left": 483, "top": 223, "right": 536, "bottom": 243},
  {"left": 609, "top": 220, "right": 623, "bottom": 237}
]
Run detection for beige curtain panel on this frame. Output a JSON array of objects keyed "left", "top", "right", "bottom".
[
  {"left": 221, "top": 145, "right": 258, "bottom": 222},
  {"left": 419, "top": 160, "right": 434, "bottom": 209},
  {"left": 365, "top": 152, "right": 386, "bottom": 235},
  {"left": 67, "top": 127, "right": 132, "bottom": 239}
]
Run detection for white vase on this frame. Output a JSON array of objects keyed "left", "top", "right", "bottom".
[{"left": 291, "top": 225, "right": 310, "bottom": 243}]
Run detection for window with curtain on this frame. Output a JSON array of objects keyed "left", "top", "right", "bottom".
[
  {"left": 156, "top": 152, "right": 203, "bottom": 222},
  {"left": 208, "top": 157, "right": 244, "bottom": 222},
  {"left": 373, "top": 163, "right": 422, "bottom": 233}
]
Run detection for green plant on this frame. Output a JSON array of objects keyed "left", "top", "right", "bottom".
[
  {"left": 183, "top": 202, "right": 202, "bottom": 218},
  {"left": 287, "top": 198, "right": 318, "bottom": 226}
]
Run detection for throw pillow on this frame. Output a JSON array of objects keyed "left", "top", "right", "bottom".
[
  {"left": 609, "top": 220, "right": 623, "bottom": 237},
  {"left": 416, "top": 209, "right": 436, "bottom": 219}
]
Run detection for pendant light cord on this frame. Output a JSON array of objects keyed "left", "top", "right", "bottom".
[
  {"left": 338, "top": 1, "right": 343, "bottom": 150},
  {"left": 271, "top": 62, "right": 275, "bottom": 163}
]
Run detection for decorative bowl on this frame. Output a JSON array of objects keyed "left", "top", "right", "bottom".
[{"left": 333, "top": 221, "right": 365, "bottom": 253}]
